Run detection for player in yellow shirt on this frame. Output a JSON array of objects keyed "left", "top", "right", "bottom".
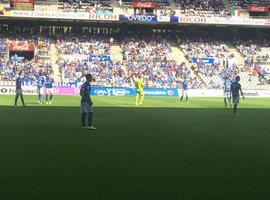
[{"left": 135, "top": 75, "right": 144, "bottom": 105}]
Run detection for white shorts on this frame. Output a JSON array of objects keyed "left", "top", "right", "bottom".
[
  {"left": 80, "top": 102, "right": 93, "bottom": 113},
  {"left": 46, "top": 88, "right": 53, "bottom": 94},
  {"left": 224, "top": 92, "right": 230, "bottom": 98},
  {"left": 182, "top": 90, "right": 188, "bottom": 96}
]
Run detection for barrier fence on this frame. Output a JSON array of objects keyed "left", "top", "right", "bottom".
[{"left": 1, "top": 86, "right": 270, "bottom": 97}]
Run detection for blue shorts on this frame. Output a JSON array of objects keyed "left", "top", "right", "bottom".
[
  {"left": 16, "top": 89, "right": 23, "bottom": 95},
  {"left": 233, "top": 96, "right": 239, "bottom": 104}
]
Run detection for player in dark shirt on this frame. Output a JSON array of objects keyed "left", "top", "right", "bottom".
[
  {"left": 80, "top": 74, "right": 96, "bottom": 130},
  {"left": 231, "top": 76, "right": 245, "bottom": 114},
  {"left": 180, "top": 79, "right": 189, "bottom": 103},
  {"left": 14, "top": 71, "right": 25, "bottom": 107}
]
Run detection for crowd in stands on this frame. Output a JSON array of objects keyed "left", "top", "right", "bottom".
[
  {"left": 176, "top": 0, "right": 229, "bottom": 17},
  {"left": 229, "top": 0, "right": 270, "bottom": 9},
  {"left": 59, "top": 0, "right": 113, "bottom": 14},
  {"left": 232, "top": 39, "right": 270, "bottom": 84},
  {"left": 234, "top": 39, "right": 270, "bottom": 66},
  {"left": 133, "top": 7, "right": 176, "bottom": 17},
  {"left": 177, "top": 34, "right": 241, "bottom": 88},
  {"left": 0, "top": 27, "right": 269, "bottom": 89},
  {"left": 55, "top": 33, "right": 203, "bottom": 88},
  {"left": 0, "top": 59, "right": 53, "bottom": 84},
  {"left": 120, "top": 34, "right": 202, "bottom": 88},
  {"left": 0, "top": 27, "right": 53, "bottom": 84}
]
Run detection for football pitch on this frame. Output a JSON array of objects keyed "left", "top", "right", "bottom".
[{"left": 0, "top": 95, "right": 270, "bottom": 200}]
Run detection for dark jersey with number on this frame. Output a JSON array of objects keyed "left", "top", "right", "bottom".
[
  {"left": 231, "top": 81, "right": 241, "bottom": 97},
  {"left": 16, "top": 77, "right": 22, "bottom": 89},
  {"left": 80, "top": 81, "right": 91, "bottom": 103}
]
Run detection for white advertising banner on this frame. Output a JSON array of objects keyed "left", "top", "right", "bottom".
[
  {"left": 178, "top": 16, "right": 268, "bottom": 26},
  {"left": 1, "top": 86, "right": 270, "bottom": 97},
  {"left": 9, "top": 10, "right": 89, "bottom": 20},
  {"left": 0, "top": 86, "right": 37, "bottom": 95},
  {"left": 178, "top": 89, "right": 270, "bottom": 97}
]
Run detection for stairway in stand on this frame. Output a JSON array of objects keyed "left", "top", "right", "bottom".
[
  {"left": 171, "top": 45, "right": 207, "bottom": 88},
  {"left": 50, "top": 43, "right": 61, "bottom": 82}
]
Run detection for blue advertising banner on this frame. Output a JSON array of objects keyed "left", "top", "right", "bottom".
[
  {"left": 119, "top": 14, "right": 157, "bottom": 22},
  {"left": 89, "top": 55, "right": 111, "bottom": 62},
  {"left": 91, "top": 87, "right": 135, "bottom": 96},
  {"left": 90, "top": 87, "right": 178, "bottom": 96},
  {"left": 170, "top": 16, "right": 179, "bottom": 23},
  {"left": 191, "top": 57, "right": 215, "bottom": 64}
]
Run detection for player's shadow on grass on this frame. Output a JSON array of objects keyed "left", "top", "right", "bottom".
[{"left": 1, "top": 105, "right": 270, "bottom": 118}]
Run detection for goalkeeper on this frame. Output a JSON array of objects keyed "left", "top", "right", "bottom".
[{"left": 135, "top": 75, "right": 144, "bottom": 105}]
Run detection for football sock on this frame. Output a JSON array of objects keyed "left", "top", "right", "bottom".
[
  {"left": 81, "top": 113, "right": 86, "bottom": 127},
  {"left": 88, "top": 112, "right": 93, "bottom": 127},
  {"left": 20, "top": 94, "right": 25, "bottom": 106},
  {"left": 140, "top": 94, "right": 144, "bottom": 104},
  {"left": 136, "top": 94, "right": 139, "bottom": 104},
  {"left": 15, "top": 94, "right": 19, "bottom": 105},
  {"left": 224, "top": 98, "right": 227, "bottom": 108},
  {"left": 233, "top": 104, "right": 237, "bottom": 114}
]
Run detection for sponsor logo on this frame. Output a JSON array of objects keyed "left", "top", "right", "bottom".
[
  {"left": 89, "top": 13, "right": 119, "bottom": 21},
  {"left": 243, "top": 92, "right": 258, "bottom": 97},
  {"left": 112, "top": 89, "right": 129, "bottom": 96},
  {"left": 0, "top": 86, "right": 36, "bottom": 94},
  {"left": 128, "top": 15, "right": 156, "bottom": 22},
  {"left": 144, "top": 90, "right": 167, "bottom": 95},
  {"left": 94, "top": 89, "right": 108, "bottom": 96},
  {"left": 179, "top": 16, "right": 206, "bottom": 24},
  {"left": 265, "top": 19, "right": 270, "bottom": 25},
  {"left": 167, "top": 90, "right": 174, "bottom": 96},
  {"left": 10, "top": 10, "right": 89, "bottom": 20},
  {"left": 157, "top": 16, "right": 170, "bottom": 22},
  {"left": 0, "top": 87, "right": 8, "bottom": 94}
]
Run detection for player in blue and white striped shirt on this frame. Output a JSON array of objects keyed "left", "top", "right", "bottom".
[
  {"left": 223, "top": 76, "right": 232, "bottom": 108},
  {"left": 37, "top": 72, "right": 45, "bottom": 104}
]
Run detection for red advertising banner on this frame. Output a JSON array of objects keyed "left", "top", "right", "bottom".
[
  {"left": 248, "top": 5, "right": 269, "bottom": 12},
  {"left": 133, "top": 2, "right": 157, "bottom": 8},
  {"left": 11, "top": 0, "right": 33, "bottom": 3},
  {"left": 9, "top": 43, "right": 34, "bottom": 52}
]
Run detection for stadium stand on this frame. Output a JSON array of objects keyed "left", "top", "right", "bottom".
[
  {"left": 229, "top": 0, "right": 270, "bottom": 9},
  {"left": 57, "top": 0, "right": 113, "bottom": 13},
  {"left": 0, "top": 25, "right": 269, "bottom": 89},
  {"left": 176, "top": 0, "right": 230, "bottom": 17}
]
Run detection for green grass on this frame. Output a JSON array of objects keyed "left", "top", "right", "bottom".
[{"left": 1, "top": 95, "right": 270, "bottom": 200}]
